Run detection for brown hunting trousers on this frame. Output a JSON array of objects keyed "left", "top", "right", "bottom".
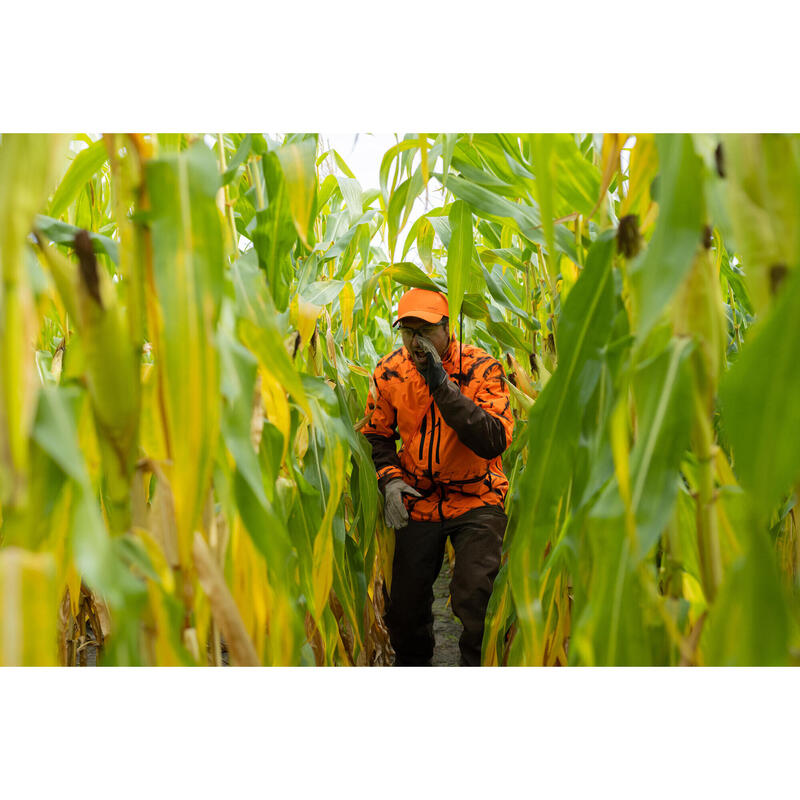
[{"left": 384, "top": 505, "right": 507, "bottom": 667}]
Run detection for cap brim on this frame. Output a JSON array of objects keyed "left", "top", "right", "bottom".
[{"left": 393, "top": 310, "right": 445, "bottom": 326}]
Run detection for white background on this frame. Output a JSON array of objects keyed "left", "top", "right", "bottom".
[{"left": 2, "top": 2, "right": 799, "bottom": 797}]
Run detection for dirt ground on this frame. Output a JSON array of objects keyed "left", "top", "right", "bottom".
[{"left": 432, "top": 557, "right": 462, "bottom": 667}]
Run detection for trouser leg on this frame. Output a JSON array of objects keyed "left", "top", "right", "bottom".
[
  {"left": 385, "top": 519, "right": 447, "bottom": 666},
  {"left": 448, "top": 506, "right": 507, "bottom": 667}
]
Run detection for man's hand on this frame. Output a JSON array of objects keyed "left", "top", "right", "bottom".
[
  {"left": 415, "top": 336, "right": 448, "bottom": 391},
  {"left": 383, "top": 478, "right": 422, "bottom": 529}
]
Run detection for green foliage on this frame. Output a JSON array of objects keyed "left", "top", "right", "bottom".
[{"left": 2, "top": 132, "right": 799, "bottom": 666}]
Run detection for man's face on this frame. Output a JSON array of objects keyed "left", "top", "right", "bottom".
[{"left": 398, "top": 316, "right": 450, "bottom": 370}]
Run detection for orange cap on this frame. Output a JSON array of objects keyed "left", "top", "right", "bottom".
[{"left": 394, "top": 288, "right": 449, "bottom": 326}]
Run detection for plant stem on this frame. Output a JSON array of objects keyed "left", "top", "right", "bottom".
[{"left": 693, "top": 388, "right": 722, "bottom": 601}]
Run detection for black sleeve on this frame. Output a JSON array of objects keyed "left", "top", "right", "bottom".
[
  {"left": 431, "top": 379, "right": 507, "bottom": 459},
  {"left": 364, "top": 432, "right": 402, "bottom": 493}
]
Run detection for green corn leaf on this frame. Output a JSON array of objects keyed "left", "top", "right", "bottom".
[
  {"left": 721, "top": 134, "right": 800, "bottom": 316},
  {"left": 702, "top": 526, "right": 790, "bottom": 665},
  {"left": 337, "top": 176, "right": 363, "bottom": 226},
  {"left": 629, "top": 134, "right": 705, "bottom": 341},
  {"left": 48, "top": 139, "right": 109, "bottom": 220},
  {"left": 221, "top": 133, "right": 252, "bottom": 185},
  {"left": 550, "top": 133, "right": 602, "bottom": 217},
  {"left": 440, "top": 133, "right": 457, "bottom": 190},
  {"left": 591, "top": 338, "right": 694, "bottom": 556},
  {"left": 0, "top": 134, "right": 66, "bottom": 510},
  {"left": 276, "top": 137, "right": 317, "bottom": 248},
  {"left": 232, "top": 251, "right": 311, "bottom": 419},
  {"left": 418, "top": 218, "right": 434, "bottom": 271},
  {"left": 145, "top": 142, "right": 224, "bottom": 566},
  {"left": 446, "top": 200, "right": 473, "bottom": 321},
  {"left": 301, "top": 279, "right": 345, "bottom": 307},
  {"left": 34, "top": 215, "right": 119, "bottom": 265},
  {"left": 440, "top": 173, "right": 541, "bottom": 231},
  {"left": 383, "top": 261, "right": 443, "bottom": 292},
  {"left": 719, "top": 267, "right": 800, "bottom": 523},
  {"left": 31, "top": 387, "right": 139, "bottom": 606},
  {"left": 529, "top": 134, "right": 557, "bottom": 281},
  {"left": 506, "top": 232, "right": 617, "bottom": 664},
  {"left": 379, "top": 138, "right": 420, "bottom": 200}
]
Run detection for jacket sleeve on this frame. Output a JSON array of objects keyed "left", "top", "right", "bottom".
[
  {"left": 361, "top": 371, "right": 403, "bottom": 492},
  {"left": 431, "top": 360, "right": 513, "bottom": 459}
]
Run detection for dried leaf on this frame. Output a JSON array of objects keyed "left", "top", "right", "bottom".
[{"left": 192, "top": 532, "right": 259, "bottom": 666}]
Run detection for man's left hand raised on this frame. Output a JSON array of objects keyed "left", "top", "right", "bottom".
[{"left": 415, "top": 336, "right": 448, "bottom": 391}]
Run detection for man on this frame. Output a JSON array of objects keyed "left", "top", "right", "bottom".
[{"left": 362, "top": 288, "right": 513, "bottom": 666}]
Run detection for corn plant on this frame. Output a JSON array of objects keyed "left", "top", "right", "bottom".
[{"left": 0, "top": 132, "right": 798, "bottom": 666}]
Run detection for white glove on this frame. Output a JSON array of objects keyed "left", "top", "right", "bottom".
[{"left": 383, "top": 478, "right": 422, "bottom": 529}]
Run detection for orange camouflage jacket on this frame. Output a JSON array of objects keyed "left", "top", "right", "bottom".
[{"left": 362, "top": 336, "right": 513, "bottom": 522}]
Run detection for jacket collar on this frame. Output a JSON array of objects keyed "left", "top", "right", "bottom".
[{"left": 442, "top": 334, "right": 460, "bottom": 369}]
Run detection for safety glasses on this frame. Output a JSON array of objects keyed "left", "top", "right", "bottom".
[{"left": 397, "top": 323, "right": 442, "bottom": 339}]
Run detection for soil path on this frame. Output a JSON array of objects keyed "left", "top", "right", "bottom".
[{"left": 432, "top": 557, "right": 461, "bottom": 667}]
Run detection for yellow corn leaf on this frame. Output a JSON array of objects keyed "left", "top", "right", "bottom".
[
  {"left": 674, "top": 248, "right": 727, "bottom": 402},
  {"left": 560, "top": 257, "right": 580, "bottom": 289},
  {"left": 500, "top": 224, "right": 515, "bottom": 251},
  {"left": 131, "top": 464, "right": 150, "bottom": 529},
  {"left": 506, "top": 354, "right": 536, "bottom": 400},
  {"left": 145, "top": 146, "right": 223, "bottom": 567},
  {"left": 610, "top": 396, "right": 638, "bottom": 548},
  {"left": 682, "top": 572, "right": 707, "bottom": 606},
  {"left": 145, "top": 582, "right": 183, "bottom": 666},
  {"left": 294, "top": 418, "right": 310, "bottom": 461},
  {"left": 146, "top": 463, "right": 180, "bottom": 569},
  {"left": 193, "top": 532, "right": 259, "bottom": 666},
  {"left": 589, "top": 133, "right": 629, "bottom": 218},
  {"left": 259, "top": 367, "right": 291, "bottom": 463},
  {"left": 133, "top": 527, "right": 175, "bottom": 593},
  {"left": 230, "top": 517, "right": 253, "bottom": 631},
  {"left": 620, "top": 134, "right": 658, "bottom": 224},
  {"left": 291, "top": 294, "right": 321, "bottom": 353},
  {"left": 250, "top": 561, "right": 268, "bottom": 661},
  {"left": 265, "top": 582, "right": 301, "bottom": 666},
  {"left": 714, "top": 446, "right": 739, "bottom": 488},
  {"left": 32, "top": 235, "right": 79, "bottom": 321},
  {"left": 348, "top": 363, "right": 371, "bottom": 378},
  {"left": 610, "top": 398, "right": 632, "bottom": 509},
  {"left": 45, "top": 475, "right": 74, "bottom": 574},
  {"left": 508, "top": 542, "right": 547, "bottom": 665},
  {"left": 377, "top": 524, "right": 395, "bottom": 596},
  {"left": 77, "top": 394, "right": 101, "bottom": 482},
  {"left": 0, "top": 134, "right": 66, "bottom": 509},
  {"left": 324, "top": 310, "right": 336, "bottom": 362},
  {"left": 183, "top": 628, "right": 201, "bottom": 663},
  {"left": 276, "top": 139, "right": 317, "bottom": 248},
  {"left": 230, "top": 514, "right": 269, "bottom": 658},
  {"left": 311, "top": 443, "right": 346, "bottom": 620},
  {"left": 194, "top": 585, "right": 211, "bottom": 661},
  {"left": 65, "top": 559, "right": 82, "bottom": 619},
  {"left": 0, "top": 548, "right": 58, "bottom": 665},
  {"left": 340, "top": 281, "right": 355, "bottom": 336},
  {"left": 505, "top": 379, "right": 534, "bottom": 413},
  {"left": 419, "top": 135, "right": 429, "bottom": 187},
  {"left": 43, "top": 225, "right": 140, "bottom": 533},
  {"left": 640, "top": 202, "right": 659, "bottom": 233},
  {"left": 715, "top": 489, "right": 744, "bottom": 562},
  {"left": 532, "top": 351, "right": 552, "bottom": 388},
  {"left": 139, "top": 362, "right": 168, "bottom": 462},
  {"left": 482, "top": 574, "right": 513, "bottom": 666}
]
